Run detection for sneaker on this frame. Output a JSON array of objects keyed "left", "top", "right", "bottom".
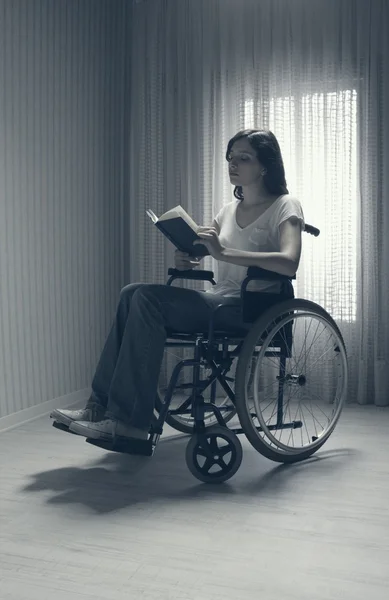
[
  {"left": 50, "top": 405, "right": 106, "bottom": 428},
  {"left": 69, "top": 418, "right": 148, "bottom": 441}
]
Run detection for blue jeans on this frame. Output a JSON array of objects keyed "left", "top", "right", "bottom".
[{"left": 86, "top": 283, "right": 252, "bottom": 431}]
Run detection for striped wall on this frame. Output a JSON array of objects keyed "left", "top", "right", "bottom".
[{"left": 0, "top": 0, "right": 131, "bottom": 427}]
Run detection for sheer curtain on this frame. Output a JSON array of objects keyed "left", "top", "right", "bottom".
[{"left": 128, "top": 0, "right": 389, "bottom": 406}]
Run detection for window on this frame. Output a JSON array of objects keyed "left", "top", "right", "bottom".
[{"left": 244, "top": 90, "right": 358, "bottom": 321}]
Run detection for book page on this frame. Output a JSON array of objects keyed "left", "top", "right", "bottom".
[
  {"left": 156, "top": 205, "right": 199, "bottom": 233},
  {"left": 145, "top": 209, "right": 158, "bottom": 223}
]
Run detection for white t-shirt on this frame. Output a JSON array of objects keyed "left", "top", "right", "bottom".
[{"left": 205, "top": 194, "right": 305, "bottom": 298}]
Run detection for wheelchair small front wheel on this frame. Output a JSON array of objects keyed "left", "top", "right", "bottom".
[{"left": 185, "top": 426, "right": 243, "bottom": 483}]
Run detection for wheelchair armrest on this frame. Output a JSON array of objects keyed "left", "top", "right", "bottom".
[
  {"left": 241, "top": 267, "right": 295, "bottom": 298},
  {"left": 239, "top": 267, "right": 295, "bottom": 323},
  {"left": 167, "top": 268, "right": 216, "bottom": 286},
  {"left": 245, "top": 266, "right": 296, "bottom": 281},
  {"left": 304, "top": 224, "right": 320, "bottom": 237}
]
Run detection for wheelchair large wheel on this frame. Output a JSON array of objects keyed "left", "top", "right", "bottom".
[
  {"left": 185, "top": 426, "right": 243, "bottom": 483},
  {"left": 155, "top": 342, "right": 237, "bottom": 434},
  {"left": 234, "top": 299, "right": 348, "bottom": 463}
]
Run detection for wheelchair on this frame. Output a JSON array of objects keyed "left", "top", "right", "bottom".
[{"left": 64, "top": 223, "right": 349, "bottom": 483}]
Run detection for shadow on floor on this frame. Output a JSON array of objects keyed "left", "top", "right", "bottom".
[{"left": 19, "top": 429, "right": 358, "bottom": 514}]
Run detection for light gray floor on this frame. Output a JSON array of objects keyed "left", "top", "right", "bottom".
[{"left": 1, "top": 404, "right": 389, "bottom": 600}]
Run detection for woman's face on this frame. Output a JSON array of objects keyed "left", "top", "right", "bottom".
[{"left": 227, "top": 138, "right": 264, "bottom": 187}]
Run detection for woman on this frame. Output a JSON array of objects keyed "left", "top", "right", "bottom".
[{"left": 51, "top": 129, "right": 305, "bottom": 443}]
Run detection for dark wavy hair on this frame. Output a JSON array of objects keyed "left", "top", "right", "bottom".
[{"left": 226, "top": 129, "right": 289, "bottom": 201}]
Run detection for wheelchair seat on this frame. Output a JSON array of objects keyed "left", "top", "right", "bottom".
[{"left": 166, "top": 329, "right": 249, "bottom": 341}]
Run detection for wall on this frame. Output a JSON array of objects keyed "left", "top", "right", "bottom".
[{"left": 0, "top": 0, "right": 130, "bottom": 429}]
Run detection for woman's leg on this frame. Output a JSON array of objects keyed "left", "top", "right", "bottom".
[
  {"left": 50, "top": 282, "right": 146, "bottom": 427},
  {"left": 88, "top": 282, "right": 147, "bottom": 411},
  {"left": 70, "top": 283, "right": 249, "bottom": 441}
]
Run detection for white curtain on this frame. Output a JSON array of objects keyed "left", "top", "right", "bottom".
[{"left": 128, "top": 0, "right": 389, "bottom": 406}]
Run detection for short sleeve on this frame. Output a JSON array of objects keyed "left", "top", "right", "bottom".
[{"left": 277, "top": 197, "right": 305, "bottom": 232}]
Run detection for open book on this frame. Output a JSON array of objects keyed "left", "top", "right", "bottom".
[{"left": 146, "top": 205, "right": 210, "bottom": 257}]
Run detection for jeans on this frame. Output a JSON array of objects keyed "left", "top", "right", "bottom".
[{"left": 86, "top": 282, "right": 252, "bottom": 431}]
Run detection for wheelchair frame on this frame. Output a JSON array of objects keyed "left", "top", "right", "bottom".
[{"left": 154, "top": 224, "right": 321, "bottom": 437}]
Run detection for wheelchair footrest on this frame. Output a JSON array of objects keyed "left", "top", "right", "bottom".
[
  {"left": 85, "top": 436, "right": 155, "bottom": 456},
  {"left": 52, "top": 421, "right": 79, "bottom": 435}
]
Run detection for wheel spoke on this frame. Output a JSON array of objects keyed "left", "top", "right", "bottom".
[
  {"left": 198, "top": 441, "right": 213, "bottom": 459},
  {"left": 216, "top": 458, "right": 228, "bottom": 470},
  {"left": 219, "top": 444, "right": 233, "bottom": 458},
  {"left": 202, "top": 457, "right": 216, "bottom": 473},
  {"left": 209, "top": 436, "right": 219, "bottom": 454},
  {"left": 196, "top": 446, "right": 209, "bottom": 458}
]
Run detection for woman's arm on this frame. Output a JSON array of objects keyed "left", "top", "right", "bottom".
[{"left": 220, "top": 217, "right": 302, "bottom": 277}]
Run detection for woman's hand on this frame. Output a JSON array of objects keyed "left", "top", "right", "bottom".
[
  {"left": 174, "top": 249, "right": 201, "bottom": 271},
  {"left": 193, "top": 226, "right": 225, "bottom": 260}
]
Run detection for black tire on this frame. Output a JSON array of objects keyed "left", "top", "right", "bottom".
[{"left": 185, "top": 426, "right": 243, "bottom": 483}]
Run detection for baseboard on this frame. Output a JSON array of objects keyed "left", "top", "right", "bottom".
[{"left": 0, "top": 388, "right": 91, "bottom": 434}]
